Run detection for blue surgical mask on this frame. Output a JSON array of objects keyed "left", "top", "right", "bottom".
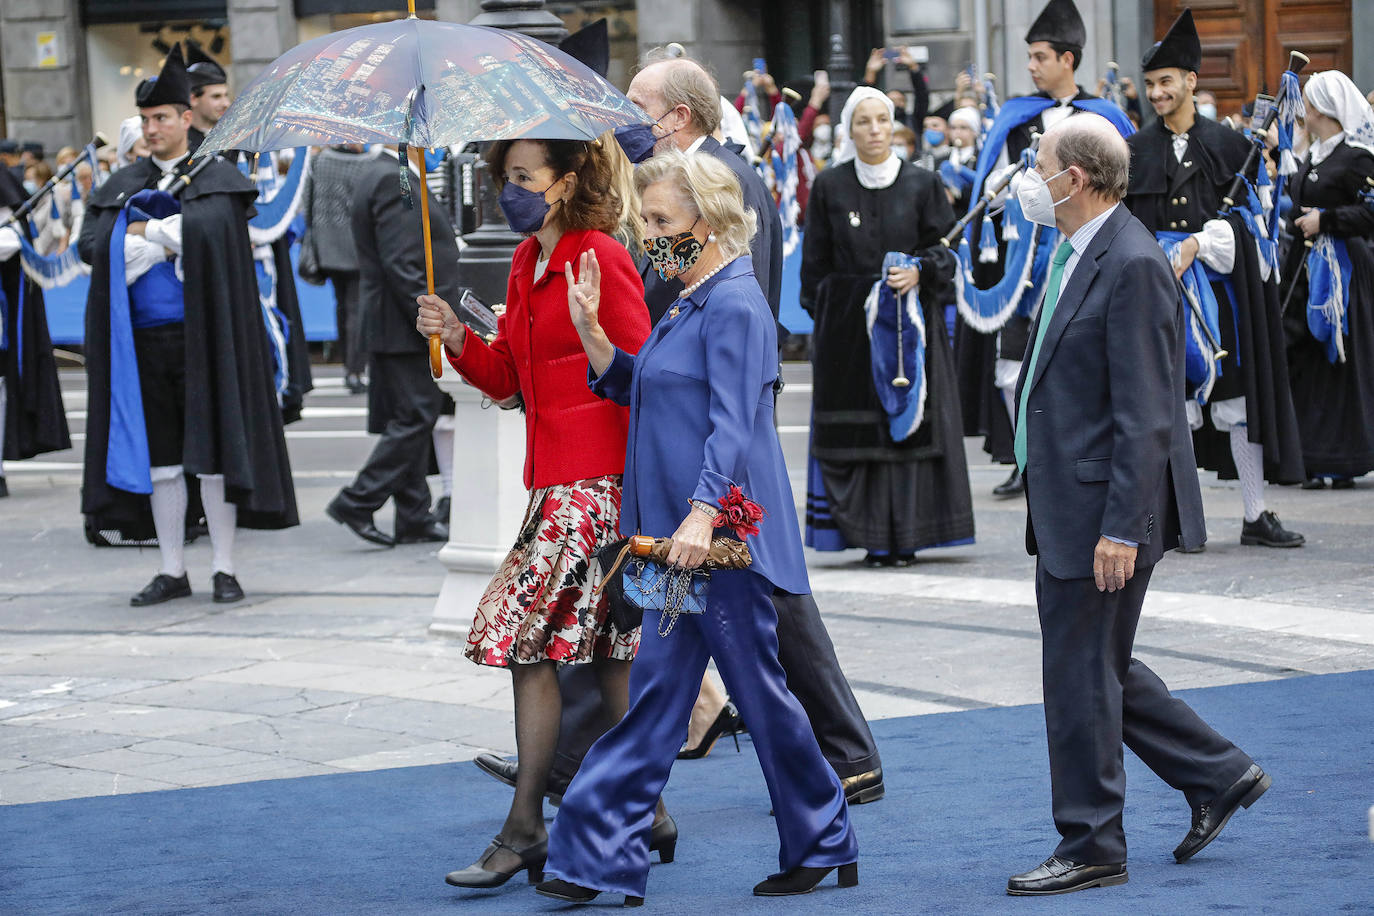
[
  {"left": 423, "top": 147, "right": 448, "bottom": 171},
  {"left": 615, "top": 113, "right": 676, "bottom": 164},
  {"left": 498, "top": 180, "right": 557, "bottom": 234},
  {"left": 923, "top": 129, "right": 945, "bottom": 148}
]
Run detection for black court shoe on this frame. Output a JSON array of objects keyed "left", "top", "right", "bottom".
[
  {"left": 649, "top": 814, "right": 678, "bottom": 864},
  {"left": 535, "top": 878, "right": 643, "bottom": 907},
  {"left": 444, "top": 836, "right": 547, "bottom": 888},
  {"left": 753, "top": 862, "right": 858, "bottom": 896},
  {"left": 130, "top": 573, "right": 192, "bottom": 607},
  {"left": 677, "top": 704, "right": 742, "bottom": 759}
]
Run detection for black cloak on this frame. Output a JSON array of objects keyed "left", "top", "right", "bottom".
[
  {"left": 79, "top": 156, "right": 299, "bottom": 535},
  {"left": 1, "top": 169, "right": 71, "bottom": 460}
]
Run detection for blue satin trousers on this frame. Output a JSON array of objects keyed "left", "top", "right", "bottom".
[{"left": 544, "top": 569, "right": 858, "bottom": 898}]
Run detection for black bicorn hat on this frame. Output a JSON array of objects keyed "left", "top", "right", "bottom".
[
  {"left": 558, "top": 19, "right": 610, "bottom": 78},
  {"left": 185, "top": 38, "right": 228, "bottom": 91},
  {"left": 1025, "top": 0, "right": 1087, "bottom": 48},
  {"left": 1141, "top": 8, "right": 1202, "bottom": 74},
  {"left": 136, "top": 44, "right": 191, "bottom": 108}
]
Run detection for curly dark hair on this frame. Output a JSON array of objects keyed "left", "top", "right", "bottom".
[{"left": 484, "top": 138, "right": 628, "bottom": 239}]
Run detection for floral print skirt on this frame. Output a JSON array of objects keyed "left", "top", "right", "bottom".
[{"left": 466, "top": 475, "right": 639, "bottom": 667}]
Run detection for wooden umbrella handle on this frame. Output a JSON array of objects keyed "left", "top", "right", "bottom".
[
  {"left": 429, "top": 334, "right": 443, "bottom": 377},
  {"left": 417, "top": 149, "right": 442, "bottom": 379}
]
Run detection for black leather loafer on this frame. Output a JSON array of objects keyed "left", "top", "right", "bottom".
[
  {"left": 444, "top": 836, "right": 546, "bottom": 888},
  {"left": 535, "top": 878, "right": 643, "bottom": 907},
  {"left": 993, "top": 467, "right": 1025, "bottom": 498},
  {"left": 1174, "top": 764, "right": 1271, "bottom": 863},
  {"left": 326, "top": 499, "right": 395, "bottom": 547},
  {"left": 841, "top": 767, "right": 885, "bottom": 805},
  {"left": 1240, "top": 511, "right": 1304, "bottom": 547},
  {"left": 130, "top": 573, "right": 192, "bottom": 607},
  {"left": 1006, "top": 857, "right": 1127, "bottom": 895},
  {"left": 212, "top": 572, "right": 244, "bottom": 603},
  {"left": 753, "top": 862, "right": 858, "bottom": 896},
  {"left": 472, "top": 754, "right": 567, "bottom": 805},
  {"left": 396, "top": 519, "right": 448, "bottom": 544}
]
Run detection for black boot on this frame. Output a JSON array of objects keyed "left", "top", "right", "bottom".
[
  {"left": 1240, "top": 510, "right": 1304, "bottom": 547},
  {"left": 992, "top": 467, "right": 1024, "bottom": 498},
  {"left": 753, "top": 862, "right": 858, "bottom": 896}
]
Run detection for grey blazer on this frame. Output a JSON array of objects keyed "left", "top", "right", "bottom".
[{"left": 1014, "top": 203, "right": 1206, "bottom": 580}]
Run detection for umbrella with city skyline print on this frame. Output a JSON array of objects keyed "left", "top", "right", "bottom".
[{"left": 196, "top": 11, "right": 650, "bottom": 378}]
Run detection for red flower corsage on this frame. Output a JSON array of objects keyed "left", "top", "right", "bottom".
[{"left": 714, "top": 485, "right": 765, "bottom": 539}]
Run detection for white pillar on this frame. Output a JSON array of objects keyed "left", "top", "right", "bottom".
[{"left": 429, "top": 360, "right": 527, "bottom": 638}]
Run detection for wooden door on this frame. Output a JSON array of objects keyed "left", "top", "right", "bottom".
[{"left": 1153, "top": 0, "right": 1353, "bottom": 117}]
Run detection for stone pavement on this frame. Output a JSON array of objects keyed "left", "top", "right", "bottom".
[{"left": 3, "top": 367, "right": 1374, "bottom": 805}]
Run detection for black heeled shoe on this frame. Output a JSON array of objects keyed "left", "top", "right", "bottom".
[
  {"left": 753, "top": 862, "right": 858, "bottom": 896},
  {"left": 535, "top": 878, "right": 643, "bottom": 907},
  {"left": 444, "top": 835, "right": 547, "bottom": 888},
  {"left": 649, "top": 814, "right": 677, "bottom": 863},
  {"left": 677, "top": 704, "right": 741, "bottom": 759}
]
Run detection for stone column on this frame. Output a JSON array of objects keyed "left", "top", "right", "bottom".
[
  {"left": 826, "top": 0, "right": 856, "bottom": 123},
  {"left": 227, "top": 0, "right": 299, "bottom": 91},
  {"left": 0, "top": 0, "right": 91, "bottom": 151},
  {"left": 429, "top": 362, "right": 528, "bottom": 638}
]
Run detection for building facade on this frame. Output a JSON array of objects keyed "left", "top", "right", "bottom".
[{"left": 1, "top": 0, "right": 1366, "bottom": 155}]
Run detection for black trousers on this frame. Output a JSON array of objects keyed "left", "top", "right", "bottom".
[
  {"left": 133, "top": 324, "right": 187, "bottom": 468},
  {"left": 324, "top": 271, "right": 366, "bottom": 378},
  {"left": 551, "top": 590, "right": 881, "bottom": 784},
  {"left": 333, "top": 353, "right": 442, "bottom": 534},
  {"left": 1036, "top": 560, "right": 1255, "bottom": 864}
]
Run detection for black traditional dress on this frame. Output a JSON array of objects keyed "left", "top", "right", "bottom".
[
  {"left": 801, "top": 158, "right": 974, "bottom": 554},
  {"left": 1, "top": 168, "right": 70, "bottom": 464},
  {"left": 1281, "top": 139, "right": 1374, "bottom": 477},
  {"left": 1125, "top": 115, "right": 1304, "bottom": 483},
  {"left": 78, "top": 156, "right": 299, "bottom": 539}
]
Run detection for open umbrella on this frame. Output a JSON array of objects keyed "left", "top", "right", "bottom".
[{"left": 197, "top": 9, "right": 649, "bottom": 377}]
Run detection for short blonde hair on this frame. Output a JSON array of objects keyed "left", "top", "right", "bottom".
[{"left": 634, "top": 150, "right": 756, "bottom": 263}]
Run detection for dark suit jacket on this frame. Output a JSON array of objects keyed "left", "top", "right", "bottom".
[
  {"left": 352, "top": 152, "right": 461, "bottom": 356},
  {"left": 1014, "top": 204, "right": 1206, "bottom": 580},
  {"left": 642, "top": 135, "right": 783, "bottom": 327}
]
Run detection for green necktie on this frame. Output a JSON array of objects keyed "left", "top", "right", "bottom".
[{"left": 1014, "top": 239, "right": 1076, "bottom": 472}]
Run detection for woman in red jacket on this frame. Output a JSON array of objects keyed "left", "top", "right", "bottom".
[{"left": 416, "top": 136, "right": 651, "bottom": 891}]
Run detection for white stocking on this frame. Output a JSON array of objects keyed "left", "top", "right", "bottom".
[
  {"left": 149, "top": 467, "right": 188, "bottom": 577},
  {"left": 1229, "top": 426, "right": 1267, "bottom": 523},
  {"left": 433, "top": 414, "right": 455, "bottom": 499},
  {"left": 199, "top": 475, "right": 238, "bottom": 575}
]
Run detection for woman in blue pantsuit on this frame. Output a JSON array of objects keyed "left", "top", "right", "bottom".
[{"left": 535, "top": 151, "right": 858, "bottom": 906}]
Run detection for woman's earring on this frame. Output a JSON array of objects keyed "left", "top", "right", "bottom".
[{"left": 707, "top": 232, "right": 717, "bottom": 243}]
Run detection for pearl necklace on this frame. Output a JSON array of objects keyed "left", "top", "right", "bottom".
[{"left": 678, "top": 258, "right": 728, "bottom": 300}]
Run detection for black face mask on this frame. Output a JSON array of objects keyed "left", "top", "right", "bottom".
[{"left": 641, "top": 218, "right": 703, "bottom": 281}]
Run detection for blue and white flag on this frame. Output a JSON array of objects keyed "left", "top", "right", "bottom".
[{"left": 865, "top": 252, "right": 926, "bottom": 442}]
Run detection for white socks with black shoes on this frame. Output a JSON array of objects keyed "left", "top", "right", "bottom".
[
  {"left": 1229, "top": 426, "right": 1268, "bottom": 524},
  {"left": 146, "top": 468, "right": 239, "bottom": 583}
]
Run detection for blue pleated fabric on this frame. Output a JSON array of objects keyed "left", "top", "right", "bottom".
[{"left": 544, "top": 569, "right": 857, "bottom": 898}]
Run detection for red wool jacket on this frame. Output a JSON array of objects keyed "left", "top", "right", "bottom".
[{"left": 449, "top": 228, "right": 650, "bottom": 490}]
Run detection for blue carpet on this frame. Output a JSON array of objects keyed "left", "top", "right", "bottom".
[{"left": 3, "top": 670, "right": 1372, "bottom": 915}]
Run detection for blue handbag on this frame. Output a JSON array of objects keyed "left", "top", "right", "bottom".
[{"left": 623, "top": 558, "right": 710, "bottom": 636}]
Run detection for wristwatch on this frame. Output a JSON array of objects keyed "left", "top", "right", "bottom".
[{"left": 688, "top": 498, "right": 720, "bottom": 519}]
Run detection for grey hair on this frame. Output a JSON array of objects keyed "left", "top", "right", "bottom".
[
  {"left": 651, "top": 59, "right": 722, "bottom": 136},
  {"left": 1053, "top": 117, "right": 1130, "bottom": 200},
  {"left": 634, "top": 150, "right": 756, "bottom": 262}
]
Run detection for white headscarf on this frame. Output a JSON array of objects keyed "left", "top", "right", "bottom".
[
  {"left": 949, "top": 106, "right": 982, "bottom": 135},
  {"left": 116, "top": 116, "right": 143, "bottom": 169},
  {"left": 1305, "top": 70, "right": 1374, "bottom": 156},
  {"left": 833, "top": 86, "right": 901, "bottom": 189}
]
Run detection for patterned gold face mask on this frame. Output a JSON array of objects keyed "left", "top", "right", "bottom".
[{"left": 641, "top": 218, "right": 703, "bottom": 281}]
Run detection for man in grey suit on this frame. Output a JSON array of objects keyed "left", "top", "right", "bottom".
[{"left": 1005, "top": 115, "right": 1269, "bottom": 896}]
